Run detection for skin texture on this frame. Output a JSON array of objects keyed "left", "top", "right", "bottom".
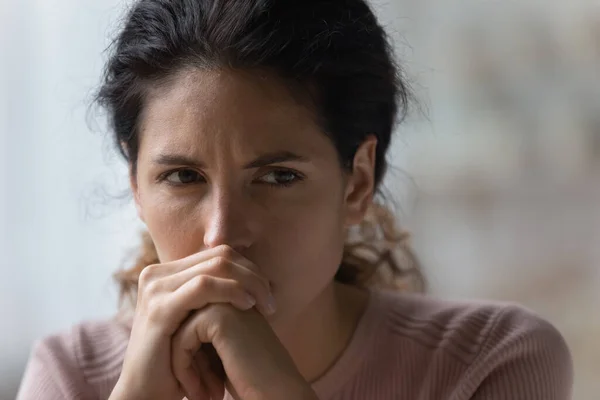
[{"left": 116, "top": 68, "right": 377, "bottom": 400}]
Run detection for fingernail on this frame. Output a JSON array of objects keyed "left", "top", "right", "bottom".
[
  {"left": 244, "top": 293, "right": 257, "bottom": 309},
  {"left": 266, "top": 293, "right": 277, "bottom": 315}
]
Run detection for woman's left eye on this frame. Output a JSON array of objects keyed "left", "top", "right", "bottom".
[{"left": 257, "top": 170, "right": 303, "bottom": 187}]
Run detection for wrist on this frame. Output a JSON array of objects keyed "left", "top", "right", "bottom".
[
  {"left": 109, "top": 377, "right": 154, "bottom": 400},
  {"left": 108, "top": 379, "right": 129, "bottom": 400}
]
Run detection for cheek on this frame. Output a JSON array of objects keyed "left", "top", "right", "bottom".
[
  {"left": 265, "top": 206, "right": 346, "bottom": 323},
  {"left": 266, "top": 189, "right": 347, "bottom": 289},
  {"left": 140, "top": 192, "right": 204, "bottom": 262}
]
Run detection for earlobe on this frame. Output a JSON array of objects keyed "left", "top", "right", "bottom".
[{"left": 344, "top": 135, "right": 377, "bottom": 227}]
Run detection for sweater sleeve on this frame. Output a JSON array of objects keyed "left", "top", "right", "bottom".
[
  {"left": 16, "top": 333, "right": 96, "bottom": 400},
  {"left": 465, "top": 305, "right": 573, "bottom": 400}
]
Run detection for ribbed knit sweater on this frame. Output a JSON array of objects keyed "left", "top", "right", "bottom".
[{"left": 17, "top": 290, "right": 573, "bottom": 399}]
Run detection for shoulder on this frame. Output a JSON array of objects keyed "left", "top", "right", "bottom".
[
  {"left": 41, "top": 317, "right": 130, "bottom": 376},
  {"left": 373, "top": 289, "right": 570, "bottom": 364},
  {"left": 68, "top": 317, "right": 130, "bottom": 373},
  {"left": 17, "top": 317, "right": 129, "bottom": 400},
  {"left": 371, "top": 290, "right": 573, "bottom": 399}
]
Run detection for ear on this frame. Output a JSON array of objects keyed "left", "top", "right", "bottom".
[
  {"left": 129, "top": 165, "right": 145, "bottom": 223},
  {"left": 122, "top": 141, "right": 145, "bottom": 223},
  {"left": 343, "top": 135, "right": 377, "bottom": 227}
]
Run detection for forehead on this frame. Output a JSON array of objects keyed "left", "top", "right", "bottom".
[{"left": 137, "top": 68, "right": 332, "bottom": 160}]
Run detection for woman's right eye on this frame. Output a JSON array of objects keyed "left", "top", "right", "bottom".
[{"left": 161, "top": 169, "right": 204, "bottom": 185}]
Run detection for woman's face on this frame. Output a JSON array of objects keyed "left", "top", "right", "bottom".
[{"left": 131, "top": 68, "right": 375, "bottom": 324}]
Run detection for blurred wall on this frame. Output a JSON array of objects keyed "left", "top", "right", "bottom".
[
  {"left": 1, "top": 1, "right": 141, "bottom": 398},
  {"left": 1, "top": 1, "right": 598, "bottom": 399},
  {"left": 377, "top": 1, "right": 600, "bottom": 399}
]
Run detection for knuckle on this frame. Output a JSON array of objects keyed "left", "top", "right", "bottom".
[
  {"left": 143, "top": 279, "right": 162, "bottom": 297},
  {"left": 146, "top": 298, "right": 167, "bottom": 322},
  {"left": 191, "top": 275, "right": 211, "bottom": 292},
  {"left": 216, "top": 244, "right": 236, "bottom": 259},
  {"left": 209, "top": 256, "right": 232, "bottom": 274},
  {"left": 138, "top": 264, "right": 159, "bottom": 285}
]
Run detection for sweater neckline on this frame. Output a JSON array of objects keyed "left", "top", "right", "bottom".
[{"left": 310, "top": 288, "right": 386, "bottom": 399}]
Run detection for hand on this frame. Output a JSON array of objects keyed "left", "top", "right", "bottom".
[
  {"left": 173, "top": 303, "right": 317, "bottom": 400},
  {"left": 110, "top": 245, "right": 291, "bottom": 400}
]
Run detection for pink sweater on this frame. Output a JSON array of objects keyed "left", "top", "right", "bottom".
[{"left": 17, "top": 290, "right": 573, "bottom": 399}]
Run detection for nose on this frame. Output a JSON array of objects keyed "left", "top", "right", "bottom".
[{"left": 203, "top": 187, "right": 255, "bottom": 252}]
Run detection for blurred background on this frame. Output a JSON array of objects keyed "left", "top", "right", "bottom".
[{"left": 1, "top": 0, "right": 599, "bottom": 399}]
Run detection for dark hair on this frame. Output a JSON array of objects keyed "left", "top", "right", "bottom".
[{"left": 95, "top": 0, "right": 425, "bottom": 306}]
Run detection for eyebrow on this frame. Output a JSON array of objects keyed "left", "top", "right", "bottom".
[{"left": 152, "top": 151, "right": 310, "bottom": 169}]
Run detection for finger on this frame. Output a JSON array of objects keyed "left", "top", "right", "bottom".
[
  {"left": 137, "top": 245, "right": 232, "bottom": 284},
  {"left": 138, "top": 245, "right": 274, "bottom": 316},
  {"left": 158, "top": 244, "right": 260, "bottom": 277},
  {"left": 174, "top": 273, "right": 274, "bottom": 318},
  {"left": 165, "top": 259, "right": 274, "bottom": 317},
  {"left": 175, "top": 357, "right": 209, "bottom": 400},
  {"left": 174, "top": 276, "right": 257, "bottom": 312},
  {"left": 172, "top": 311, "right": 215, "bottom": 400},
  {"left": 157, "top": 277, "right": 257, "bottom": 333},
  {"left": 163, "top": 255, "right": 269, "bottom": 292}
]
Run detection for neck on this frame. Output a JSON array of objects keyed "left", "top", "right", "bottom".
[{"left": 275, "top": 282, "right": 369, "bottom": 383}]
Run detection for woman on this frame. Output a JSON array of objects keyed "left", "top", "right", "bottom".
[{"left": 17, "top": 0, "right": 573, "bottom": 399}]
